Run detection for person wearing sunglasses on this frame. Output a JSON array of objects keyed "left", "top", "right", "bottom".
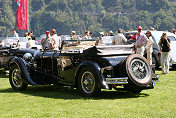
[
  {"left": 146, "top": 31, "right": 154, "bottom": 65},
  {"left": 158, "top": 33, "right": 171, "bottom": 75}
]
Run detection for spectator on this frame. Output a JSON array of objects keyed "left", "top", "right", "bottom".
[
  {"left": 41, "top": 31, "right": 51, "bottom": 50},
  {"left": 30, "top": 30, "right": 36, "bottom": 40},
  {"left": 99, "top": 32, "right": 104, "bottom": 37},
  {"left": 27, "top": 32, "right": 32, "bottom": 40},
  {"left": 98, "top": 32, "right": 104, "bottom": 43},
  {"left": 26, "top": 37, "right": 35, "bottom": 49},
  {"left": 150, "top": 27, "right": 155, "bottom": 31},
  {"left": 24, "top": 32, "right": 28, "bottom": 37},
  {"left": 171, "top": 29, "right": 176, "bottom": 34},
  {"left": 11, "top": 29, "right": 19, "bottom": 38},
  {"left": 106, "top": 33, "right": 109, "bottom": 36},
  {"left": 60, "top": 33, "right": 65, "bottom": 41},
  {"left": 90, "top": 32, "right": 93, "bottom": 37},
  {"left": 158, "top": 33, "right": 171, "bottom": 75},
  {"left": 146, "top": 31, "right": 154, "bottom": 65},
  {"left": 49, "top": 29, "right": 61, "bottom": 51},
  {"left": 71, "top": 31, "right": 79, "bottom": 40},
  {"left": 109, "top": 31, "right": 114, "bottom": 36},
  {"left": 112, "top": 29, "right": 127, "bottom": 45},
  {"left": 135, "top": 26, "right": 148, "bottom": 56},
  {"left": 83, "top": 31, "right": 92, "bottom": 40}
]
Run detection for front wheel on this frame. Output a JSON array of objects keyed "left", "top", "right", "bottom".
[
  {"left": 9, "top": 64, "right": 28, "bottom": 91},
  {"left": 77, "top": 66, "right": 100, "bottom": 97}
]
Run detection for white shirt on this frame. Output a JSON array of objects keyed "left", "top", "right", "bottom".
[
  {"left": 146, "top": 36, "right": 154, "bottom": 52},
  {"left": 71, "top": 35, "right": 79, "bottom": 40},
  {"left": 83, "top": 35, "right": 92, "bottom": 40},
  {"left": 26, "top": 40, "right": 35, "bottom": 48},
  {"left": 136, "top": 33, "right": 148, "bottom": 47},
  {"left": 50, "top": 34, "right": 61, "bottom": 51},
  {"left": 13, "top": 32, "right": 19, "bottom": 38},
  {"left": 113, "top": 33, "right": 127, "bottom": 45}
]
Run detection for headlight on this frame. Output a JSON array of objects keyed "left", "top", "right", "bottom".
[{"left": 23, "top": 53, "right": 32, "bottom": 61}]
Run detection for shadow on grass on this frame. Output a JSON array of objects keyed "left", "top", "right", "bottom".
[{"left": 0, "top": 85, "right": 149, "bottom": 100}]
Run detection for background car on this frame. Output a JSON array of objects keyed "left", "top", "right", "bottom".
[
  {"left": 1, "top": 37, "right": 42, "bottom": 50},
  {"left": 125, "top": 31, "right": 176, "bottom": 69}
]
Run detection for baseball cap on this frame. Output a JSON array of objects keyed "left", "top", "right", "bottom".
[
  {"left": 46, "top": 31, "right": 50, "bottom": 34},
  {"left": 138, "top": 26, "right": 142, "bottom": 30},
  {"left": 72, "top": 31, "right": 76, "bottom": 34}
]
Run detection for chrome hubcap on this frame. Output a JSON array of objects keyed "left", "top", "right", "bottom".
[
  {"left": 11, "top": 69, "right": 23, "bottom": 88},
  {"left": 130, "top": 59, "right": 149, "bottom": 81},
  {"left": 81, "top": 71, "right": 95, "bottom": 93}
]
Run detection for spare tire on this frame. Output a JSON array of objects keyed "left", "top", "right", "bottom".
[{"left": 119, "top": 54, "right": 152, "bottom": 92}]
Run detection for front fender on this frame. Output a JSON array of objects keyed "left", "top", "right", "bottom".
[
  {"left": 9, "top": 56, "right": 37, "bottom": 85},
  {"left": 75, "top": 61, "right": 109, "bottom": 89}
]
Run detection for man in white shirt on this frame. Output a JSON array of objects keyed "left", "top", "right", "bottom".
[
  {"left": 135, "top": 26, "right": 148, "bottom": 56},
  {"left": 83, "top": 31, "right": 92, "bottom": 40},
  {"left": 112, "top": 29, "right": 127, "bottom": 45},
  {"left": 11, "top": 29, "right": 19, "bottom": 38},
  {"left": 71, "top": 31, "right": 79, "bottom": 40},
  {"left": 49, "top": 29, "right": 61, "bottom": 51}
]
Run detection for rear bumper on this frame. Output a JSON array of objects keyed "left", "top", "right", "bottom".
[
  {"left": 143, "top": 75, "right": 160, "bottom": 90},
  {"left": 105, "top": 77, "right": 128, "bottom": 84}
]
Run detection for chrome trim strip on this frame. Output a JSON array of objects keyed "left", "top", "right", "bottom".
[{"left": 105, "top": 77, "right": 128, "bottom": 84}]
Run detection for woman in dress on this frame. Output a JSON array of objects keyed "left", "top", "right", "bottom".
[
  {"left": 158, "top": 33, "right": 171, "bottom": 75},
  {"left": 146, "top": 31, "right": 154, "bottom": 65}
]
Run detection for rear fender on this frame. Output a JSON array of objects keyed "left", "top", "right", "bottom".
[
  {"left": 75, "top": 61, "right": 109, "bottom": 89},
  {"left": 9, "top": 57, "right": 37, "bottom": 85}
]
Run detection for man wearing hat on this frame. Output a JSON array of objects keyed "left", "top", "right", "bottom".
[
  {"left": 71, "top": 31, "right": 79, "bottom": 40},
  {"left": 109, "top": 31, "right": 114, "bottom": 36},
  {"left": 135, "top": 26, "right": 148, "bottom": 56},
  {"left": 41, "top": 31, "right": 51, "bottom": 50}
]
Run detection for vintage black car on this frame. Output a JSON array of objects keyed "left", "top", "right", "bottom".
[{"left": 1, "top": 42, "right": 157, "bottom": 96}]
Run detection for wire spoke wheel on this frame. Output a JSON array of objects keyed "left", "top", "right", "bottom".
[
  {"left": 9, "top": 64, "right": 28, "bottom": 91},
  {"left": 120, "top": 55, "right": 152, "bottom": 93},
  {"left": 77, "top": 66, "right": 100, "bottom": 96},
  {"left": 12, "top": 69, "right": 23, "bottom": 88},
  {"left": 81, "top": 71, "right": 95, "bottom": 94},
  {"left": 130, "top": 59, "right": 149, "bottom": 81}
]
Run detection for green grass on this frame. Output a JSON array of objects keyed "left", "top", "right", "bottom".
[{"left": 0, "top": 69, "right": 175, "bottom": 118}]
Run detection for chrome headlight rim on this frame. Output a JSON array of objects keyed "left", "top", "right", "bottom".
[{"left": 23, "top": 53, "right": 32, "bottom": 61}]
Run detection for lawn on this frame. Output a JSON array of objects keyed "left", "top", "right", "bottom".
[{"left": 0, "top": 69, "right": 175, "bottom": 118}]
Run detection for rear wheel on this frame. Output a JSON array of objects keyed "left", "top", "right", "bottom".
[
  {"left": 9, "top": 64, "right": 28, "bottom": 91},
  {"left": 77, "top": 66, "right": 100, "bottom": 97}
]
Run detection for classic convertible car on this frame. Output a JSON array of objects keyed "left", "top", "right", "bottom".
[{"left": 1, "top": 41, "right": 157, "bottom": 96}]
